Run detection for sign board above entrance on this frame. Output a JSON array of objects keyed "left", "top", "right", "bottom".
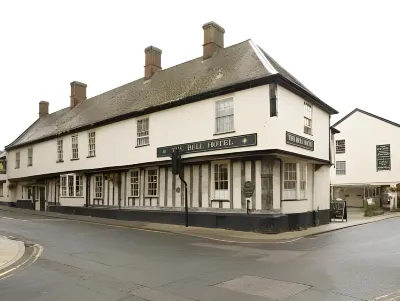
[
  {"left": 286, "top": 131, "right": 314, "bottom": 151},
  {"left": 157, "top": 134, "right": 257, "bottom": 157}
]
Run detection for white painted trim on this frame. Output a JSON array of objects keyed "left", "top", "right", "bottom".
[
  {"left": 249, "top": 40, "right": 278, "bottom": 74},
  {"left": 144, "top": 167, "right": 159, "bottom": 198}
]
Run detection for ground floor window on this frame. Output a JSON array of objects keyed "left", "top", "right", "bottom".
[
  {"left": 213, "top": 161, "right": 230, "bottom": 200},
  {"left": 0, "top": 183, "right": 3, "bottom": 197},
  {"left": 94, "top": 175, "right": 103, "bottom": 199},
  {"left": 60, "top": 174, "right": 84, "bottom": 197},
  {"left": 130, "top": 169, "right": 140, "bottom": 197},
  {"left": 283, "top": 162, "right": 308, "bottom": 200},
  {"left": 146, "top": 168, "right": 158, "bottom": 197}
]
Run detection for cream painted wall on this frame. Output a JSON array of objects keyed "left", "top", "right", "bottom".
[
  {"left": 314, "top": 165, "right": 330, "bottom": 210},
  {"left": 331, "top": 111, "right": 400, "bottom": 185},
  {"left": 7, "top": 84, "right": 331, "bottom": 180}
]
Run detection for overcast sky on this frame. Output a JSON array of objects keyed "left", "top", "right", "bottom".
[{"left": 1, "top": 0, "right": 398, "bottom": 149}]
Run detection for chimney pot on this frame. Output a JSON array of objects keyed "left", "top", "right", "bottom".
[
  {"left": 39, "top": 101, "right": 49, "bottom": 118},
  {"left": 144, "top": 46, "right": 162, "bottom": 80},
  {"left": 202, "top": 21, "right": 225, "bottom": 60},
  {"left": 70, "top": 81, "right": 87, "bottom": 108}
]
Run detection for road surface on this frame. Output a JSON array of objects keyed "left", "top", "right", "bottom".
[{"left": 0, "top": 209, "right": 399, "bottom": 300}]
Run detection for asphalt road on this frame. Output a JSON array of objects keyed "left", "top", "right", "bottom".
[{"left": 0, "top": 210, "right": 399, "bottom": 301}]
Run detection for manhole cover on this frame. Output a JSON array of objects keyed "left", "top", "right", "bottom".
[{"left": 216, "top": 275, "right": 310, "bottom": 299}]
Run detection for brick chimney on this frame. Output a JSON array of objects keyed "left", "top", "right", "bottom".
[
  {"left": 202, "top": 21, "right": 225, "bottom": 60},
  {"left": 70, "top": 81, "right": 87, "bottom": 108},
  {"left": 39, "top": 101, "right": 49, "bottom": 118},
  {"left": 144, "top": 46, "right": 162, "bottom": 80}
]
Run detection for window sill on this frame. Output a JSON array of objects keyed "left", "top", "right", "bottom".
[
  {"left": 27, "top": 164, "right": 32, "bottom": 167},
  {"left": 145, "top": 195, "right": 158, "bottom": 198},
  {"left": 60, "top": 196, "right": 84, "bottom": 198},
  {"left": 87, "top": 155, "right": 96, "bottom": 158},
  {"left": 135, "top": 144, "right": 150, "bottom": 148},
  {"left": 56, "top": 160, "right": 64, "bottom": 163},
  {"left": 303, "top": 132, "right": 313, "bottom": 136},
  {"left": 281, "top": 199, "right": 308, "bottom": 202},
  {"left": 128, "top": 196, "right": 140, "bottom": 198},
  {"left": 70, "top": 158, "right": 80, "bottom": 161},
  {"left": 213, "top": 130, "right": 235, "bottom": 136},
  {"left": 15, "top": 167, "right": 20, "bottom": 169}
]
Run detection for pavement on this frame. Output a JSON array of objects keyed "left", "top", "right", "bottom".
[
  {"left": 0, "top": 206, "right": 399, "bottom": 243},
  {"left": 0, "top": 235, "right": 25, "bottom": 275},
  {"left": 0, "top": 209, "right": 400, "bottom": 300}
]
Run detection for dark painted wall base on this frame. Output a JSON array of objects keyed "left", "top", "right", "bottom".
[
  {"left": 0, "top": 201, "right": 16, "bottom": 207},
  {"left": 48, "top": 206, "right": 330, "bottom": 233}
]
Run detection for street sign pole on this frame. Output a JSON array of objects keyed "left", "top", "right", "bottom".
[{"left": 172, "top": 148, "right": 188, "bottom": 227}]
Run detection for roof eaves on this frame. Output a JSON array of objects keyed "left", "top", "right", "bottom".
[
  {"left": 276, "top": 74, "right": 339, "bottom": 115},
  {"left": 333, "top": 108, "right": 400, "bottom": 128}
]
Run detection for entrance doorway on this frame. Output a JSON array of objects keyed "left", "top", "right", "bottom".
[{"left": 39, "top": 186, "right": 46, "bottom": 211}]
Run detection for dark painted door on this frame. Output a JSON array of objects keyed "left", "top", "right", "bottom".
[{"left": 39, "top": 187, "right": 46, "bottom": 211}]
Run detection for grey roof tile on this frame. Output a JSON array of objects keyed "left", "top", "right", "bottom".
[{"left": 7, "top": 40, "right": 334, "bottom": 149}]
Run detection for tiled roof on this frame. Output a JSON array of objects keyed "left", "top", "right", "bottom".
[
  {"left": 6, "top": 40, "right": 337, "bottom": 149},
  {"left": 333, "top": 108, "right": 400, "bottom": 128}
]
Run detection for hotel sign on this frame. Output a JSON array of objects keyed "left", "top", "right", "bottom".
[
  {"left": 157, "top": 134, "right": 257, "bottom": 157},
  {"left": 376, "top": 144, "right": 391, "bottom": 171},
  {"left": 286, "top": 131, "right": 314, "bottom": 151}
]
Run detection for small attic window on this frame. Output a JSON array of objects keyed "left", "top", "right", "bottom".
[{"left": 270, "top": 83, "right": 278, "bottom": 117}]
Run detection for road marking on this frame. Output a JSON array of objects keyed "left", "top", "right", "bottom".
[
  {"left": 375, "top": 292, "right": 400, "bottom": 300},
  {"left": 0, "top": 244, "right": 43, "bottom": 280},
  {"left": 1, "top": 217, "right": 28, "bottom": 222}
]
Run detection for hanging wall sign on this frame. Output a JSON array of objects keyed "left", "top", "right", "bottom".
[
  {"left": 376, "top": 144, "right": 391, "bottom": 171},
  {"left": 286, "top": 131, "right": 314, "bottom": 151}
]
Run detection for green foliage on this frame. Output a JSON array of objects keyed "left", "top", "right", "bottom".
[{"left": 364, "top": 199, "right": 384, "bottom": 217}]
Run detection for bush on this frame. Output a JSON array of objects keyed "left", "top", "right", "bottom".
[{"left": 364, "top": 199, "right": 384, "bottom": 217}]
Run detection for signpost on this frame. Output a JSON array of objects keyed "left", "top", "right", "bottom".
[
  {"left": 243, "top": 181, "right": 255, "bottom": 214},
  {"left": 171, "top": 148, "right": 188, "bottom": 227},
  {"left": 376, "top": 144, "right": 391, "bottom": 171}
]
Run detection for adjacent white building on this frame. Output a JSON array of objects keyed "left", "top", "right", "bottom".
[
  {"left": 0, "top": 151, "right": 8, "bottom": 204},
  {"left": 4, "top": 21, "right": 338, "bottom": 231},
  {"left": 331, "top": 108, "right": 399, "bottom": 209}
]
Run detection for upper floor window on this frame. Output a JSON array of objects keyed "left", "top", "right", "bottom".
[
  {"left": 15, "top": 152, "right": 20, "bottom": 169},
  {"left": 269, "top": 83, "right": 278, "bottom": 117},
  {"left": 336, "top": 139, "right": 345, "bottom": 154},
  {"left": 88, "top": 131, "right": 96, "bottom": 157},
  {"left": 283, "top": 162, "right": 308, "bottom": 200},
  {"left": 27, "top": 148, "right": 33, "bottom": 166},
  {"left": 137, "top": 118, "right": 149, "bottom": 146},
  {"left": 60, "top": 174, "right": 83, "bottom": 197},
  {"left": 336, "top": 161, "right": 346, "bottom": 175},
  {"left": 130, "top": 169, "right": 140, "bottom": 197},
  {"left": 215, "top": 98, "right": 234, "bottom": 134},
  {"left": 57, "top": 139, "right": 63, "bottom": 162},
  {"left": 71, "top": 135, "right": 79, "bottom": 159},
  {"left": 146, "top": 168, "right": 158, "bottom": 197},
  {"left": 304, "top": 102, "right": 312, "bottom": 135}
]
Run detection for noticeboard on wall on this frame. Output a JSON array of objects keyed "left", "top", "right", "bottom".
[{"left": 376, "top": 144, "right": 391, "bottom": 171}]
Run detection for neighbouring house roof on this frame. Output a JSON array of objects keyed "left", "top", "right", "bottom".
[
  {"left": 6, "top": 40, "right": 338, "bottom": 150},
  {"left": 332, "top": 108, "right": 400, "bottom": 129},
  {"left": 330, "top": 126, "right": 340, "bottom": 134}
]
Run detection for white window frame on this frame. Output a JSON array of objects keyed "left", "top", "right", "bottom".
[
  {"left": 71, "top": 135, "right": 79, "bottom": 159},
  {"left": 212, "top": 160, "right": 231, "bottom": 201},
  {"left": 137, "top": 118, "right": 149, "bottom": 146},
  {"left": 94, "top": 175, "right": 103, "bottom": 199},
  {"left": 60, "top": 174, "right": 84, "bottom": 197},
  {"left": 336, "top": 161, "right": 346, "bottom": 175},
  {"left": 215, "top": 98, "right": 234, "bottom": 134},
  {"left": 27, "top": 148, "right": 33, "bottom": 166},
  {"left": 57, "top": 138, "right": 63, "bottom": 162},
  {"left": 336, "top": 139, "right": 345, "bottom": 154},
  {"left": 130, "top": 169, "right": 140, "bottom": 197},
  {"left": 88, "top": 131, "right": 96, "bottom": 157},
  {"left": 15, "top": 152, "right": 20, "bottom": 169},
  {"left": 304, "top": 102, "right": 312, "bottom": 135},
  {"left": 145, "top": 168, "right": 158, "bottom": 197},
  {"left": 282, "top": 161, "right": 308, "bottom": 200}
]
